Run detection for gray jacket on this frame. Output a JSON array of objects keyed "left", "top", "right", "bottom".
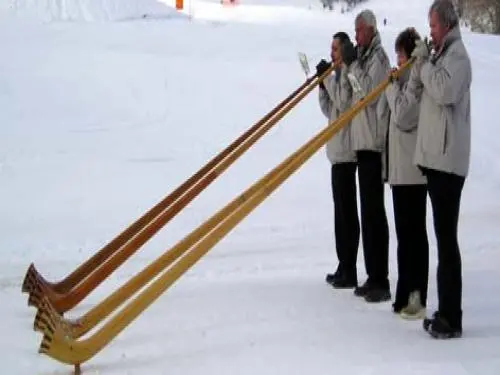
[
  {"left": 378, "top": 70, "right": 426, "bottom": 185},
  {"left": 319, "top": 65, "right": 356, "bottom": 164},
  {"left": 349, "top": 32, "right": 391, "bottom": 152},
  {"left": 413, "top": 27, "right": 472, "bottom": 177}
]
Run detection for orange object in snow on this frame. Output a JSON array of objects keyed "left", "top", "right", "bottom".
[{"left": 176, "top": 0, "right": 183, "bottom": 10}]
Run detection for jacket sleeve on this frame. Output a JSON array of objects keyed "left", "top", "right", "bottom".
[
  {"left": 420, "top": 46, "right": 471, "bottom": 105},
  {"left": 376, "top": 88, "right": 389, "bottom": 123},
  {"left": 318, "top": 76, "right": 334, "bottom": 118},
  {"left": 385, "top": 82, "right": 420, "bottom": 132},
  {"left": 406, "top": 61, "right": 424, "bottom": 99},
  {"left": 358, "top": 51, "right": 390, "bottom": 107},
  {"left": 331, "top": 68, "right": 353, "bottom": 114}
]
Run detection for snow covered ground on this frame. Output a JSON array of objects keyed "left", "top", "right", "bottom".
[{"left": 1, "top": 0, "right": 500, "bottom": 374}]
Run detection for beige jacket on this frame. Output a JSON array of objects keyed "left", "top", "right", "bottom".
[
  {"left": 412, "top": 27, "right": 472, "bottom": 177},
  {"left": 318, "top": 65, "right": 356, "bottom": 164}
]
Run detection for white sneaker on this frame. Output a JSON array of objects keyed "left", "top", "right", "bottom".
[{"left": 399, "top": 291, "right": 426, "bottom": 320}]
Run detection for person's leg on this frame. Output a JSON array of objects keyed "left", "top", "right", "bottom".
[
  {"left": 407, "top": 185, "right": 429, "bottom": 308},
  {"left": 355, "top": 151, "right": 390, "bottom": 301},
  {"left": 394, "top": 185, "right": 429, "bottom": 319},
  {"left": 329, "top": 162, "right": 359, "bottom": 288},
  {"left": 391, "top": 186, "right": 410, "bottom": 312},
  {"left": 424, "top": 169, "right": 464, "bottom": 337}
]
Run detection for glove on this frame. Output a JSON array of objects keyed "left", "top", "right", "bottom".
[
  {"left": 316, "top": 59, "right": 331, "bottom": 89},
  {"left": 411, "top": 38, "right": 431, "bottom": 60},
  {"left": 316, "top": 59, "right": 331, "bottom": 76}
]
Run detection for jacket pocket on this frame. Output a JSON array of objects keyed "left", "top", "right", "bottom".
[{"left": 424, "top": 103, "right": 447, "bottom": 156}]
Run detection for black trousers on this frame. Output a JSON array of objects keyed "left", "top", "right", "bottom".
[
  {"left": 392, "top": 185, "right": 429, "bottom": 310},
  {"left": 423, "top": 167, "right": 465, "bottom": 330},
  {"left": 331, "top": 162, "right": 360, "bottom": 277},
  {"left": 357, "top": 151, "right": 390, "bottom": 289}
]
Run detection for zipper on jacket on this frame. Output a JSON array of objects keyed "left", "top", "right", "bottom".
[
  {"left": 384, "top": 112, "right": 390, "bottom": 182},
  {"left": 443, "top": 125, "right": 448, "bottom": 154}
]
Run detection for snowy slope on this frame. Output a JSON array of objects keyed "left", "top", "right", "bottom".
[
  {"left": 1, "top": 0, "right": 500, "bottom": 374},
  {"left": 5, "top": 0, "right": 182, "bottom": 22}
]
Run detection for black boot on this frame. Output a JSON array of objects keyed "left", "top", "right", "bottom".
[
  {"left": 423, "top": 311, "right": 462, "bottom": 339},
  {"left": 325, "top": 266, "right": 342, "bottom": 285},
  {"left": 332, "top": 272, "right": 357, "bottom": 289},
  {"left": 354, "top": 279, "right": 373, "bottom": 297},
  {"left": 364, "top": 287, "right": 391, "bottom": 303}
]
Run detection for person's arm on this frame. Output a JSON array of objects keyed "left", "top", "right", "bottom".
[
  {"left": 331, "top": 67, "right": 353, "bottom": 114},
  {"left": 356, "top": 51, "right": 390, "bottom": 106},
  {"left": 385, "top": 82, "right": 420, "bottom": 132},
  {"left": 420, "top": 47, "right": 471, "bottom": 105},
  {"left": 318, "top": 76, "right": 334, "bottom": 118}
]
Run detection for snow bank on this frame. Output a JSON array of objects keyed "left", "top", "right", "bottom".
[{"left": 9, "top": 0, "right": 183, "bottom": 22}]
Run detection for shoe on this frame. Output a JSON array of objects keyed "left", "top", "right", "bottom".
[
  {"left": 325, "top": 273, "right": 337, "bottom": 285},
  {"left": 354, "top": 280, "right": 372, "bottom": 297},
  {"left": 364, "top": 287, "right": 391, "bottom": 303},
  {"left": 399, "top": 291, "right": 426, "bottom": 320},
  {"left": 423, "top": 311, "right": 440, "bottom": 331},
  {"left": 423, "top": 311, "right": 462, "bottom": 339},
  {"left": 325, "top": 268, "right": 342, "bottom": 285},
  {"left": 331, "top": 274, "right": 357, "bottom": 289}
]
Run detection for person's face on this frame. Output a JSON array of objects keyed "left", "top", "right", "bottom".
[
  {"left": 355, "top": 19, "right": 373, "bottom": 48},
  {"left": 429, "top": 10, "right": 449, "bottom": 49},
  {"left": 331, "top": 38, "right": 342, "bottom": 64},
  {"left": 396, "top": 48, "right": 408, "bottom": 67}
]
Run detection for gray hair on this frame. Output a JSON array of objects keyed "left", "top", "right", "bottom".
[
  {"left": 429, "top": 0, "right": 459, "bottom": 29},
  {"left": 355, "top": 9, "right": 377, "bottom": 31}
]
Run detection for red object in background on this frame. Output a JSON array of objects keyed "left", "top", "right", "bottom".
[{"left": 221, "top": 0, "right": 238, "bottom": 6}]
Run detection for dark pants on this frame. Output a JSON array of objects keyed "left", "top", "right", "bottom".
[
  {"left": 357, "top": 151, "right": 390, "bottom": 289},
  {"left": 423, "top": 167, "right": 465, "bottom": 330},
  {"left": 331, "top": 162, "right": 360, "bottom": 277},
  {"left": 392, "top": 185, "right": 429, "bottom": 310}
]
